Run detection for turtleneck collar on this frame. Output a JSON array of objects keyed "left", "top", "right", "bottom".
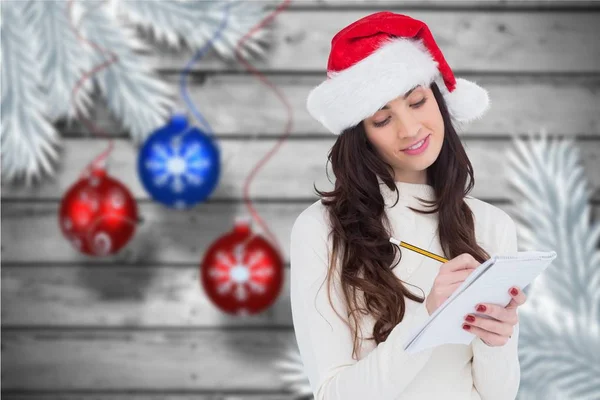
[{"left": 377, "top": 175, "right": 436, "bottom": 209}]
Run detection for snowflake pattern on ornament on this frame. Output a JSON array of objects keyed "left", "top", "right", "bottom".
[
  {"left": 92, "top": 231, "right": 112, "bottom": 255},
  {"left": 208, "top": 244, "right": 274, "bottom": 303},
  {"left": 109, "top": 188, "right": 126, "bottom": 209},
  {"left": 144, "top": 137, "right": 212, "bottom": 195}
]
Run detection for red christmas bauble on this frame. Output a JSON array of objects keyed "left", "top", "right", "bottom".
[
  {"left": 59, "top": 168, "right": 138, "bottom": 256},
  {"left": 200, "top": 218, "right": 284, "bottom": 316}
]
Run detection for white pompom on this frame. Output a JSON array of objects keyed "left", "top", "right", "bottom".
[{"left": 445, "top": 78, "right": 491, "bottom": 123}]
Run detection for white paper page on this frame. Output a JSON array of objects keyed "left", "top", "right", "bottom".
[{"left": 403, "top": 250, "right": 557, "bottom": 354}]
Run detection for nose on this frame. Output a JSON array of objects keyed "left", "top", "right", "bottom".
[{"left": 394, "top": 107, "right": 423, "bottom": 140}]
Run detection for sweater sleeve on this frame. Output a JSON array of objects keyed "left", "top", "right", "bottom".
[
  {"left": 471, "top": 215, "right": 521, "bottom": 400},
  {"left": 290, "top": 212, "right": 435, "bottom": 400}
]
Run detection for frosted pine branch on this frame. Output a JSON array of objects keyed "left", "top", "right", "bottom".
[
  {"left": 506, "top": 129, "right": 600, "bottom": 319},
  {"left": 79, "top": 0, "right": 175, "bottom": 143},
  {"left": 115, "top": 0, "right": 272, "bottom": 60},
  {"left": 273, "top": 341, "right": 313, "bottom": 399},
  {"left": 28, "top": 0, "right": 95, "bottom": 122},
  {"left": 505, "top": 129, "right": 600, "bottom": 399},
  {"left": 1, "top": 1, "right": 61, "bottom": 185}
]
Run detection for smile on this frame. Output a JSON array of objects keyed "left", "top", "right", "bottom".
[{"left": 402, "top": 134, "right": 431, "bottom": 155}]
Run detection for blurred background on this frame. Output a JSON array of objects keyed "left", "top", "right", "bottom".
[{"left": 1, "top": 0, "right": 599, "bottom": 399}]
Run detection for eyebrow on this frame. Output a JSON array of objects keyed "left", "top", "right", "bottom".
[{"left": 378, "top": 85, "right": 420, "bottom": 110}]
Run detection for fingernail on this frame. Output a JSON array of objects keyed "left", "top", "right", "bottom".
[
  {"left": 462, "top": 324, "right": 471, "bottom": 330},
  {"left": 476, "top": 304, "right": 487, "bottom": 313},
  {"left": 465, "top": 315, "right": 475, "bottom": 323},
  {"left": 510, "top": 287, "right": 519, "bottom": 296}
]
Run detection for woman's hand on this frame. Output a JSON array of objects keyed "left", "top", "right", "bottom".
[
  {"left": 425, "top": 253, "right": 480, "bottom": 315},
  {"left": 462, "top": 286, "right": 527, "bottom": 346}
]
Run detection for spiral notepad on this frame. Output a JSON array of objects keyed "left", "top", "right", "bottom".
[{"left": 403, "top": 250, "right": 557, "bottom": 354}]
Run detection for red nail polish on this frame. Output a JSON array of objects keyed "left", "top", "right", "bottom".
[
  {"left": 510, "top": 288, "right": 519, "bottom": 296},
  {"left": 465, "top": 315, "right": 475, "bottom": 323},
  {"left": 476, "top": 304, "right": 487, "bottom": 313},
  {"left": 462, "top": 324, "right": 471, "bottom": 330}
]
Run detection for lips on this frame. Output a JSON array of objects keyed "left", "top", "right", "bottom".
[{"left": 403, "top": 134, "right": 431, "bottom": 150}]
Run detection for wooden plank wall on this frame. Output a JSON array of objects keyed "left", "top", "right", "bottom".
[{"left": 2, "top": 1, "right": 599, "bottom": 399}]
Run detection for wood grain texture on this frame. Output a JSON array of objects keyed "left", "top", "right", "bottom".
[
  {"left": 4, "top": 200, "right": 594, "bottom": 264},
  {"left": 4, "top": 192, "right": 598, "bottom": 328},
  {"left": 1, "top": 201, "right": 299, "bottom": 263},
  {"left": 1, "top": 265, "right": 292, "bottom": 327},
  {"left": 149, "top": 10, "right": 600, "bottom": 72},
  {"left": 2, "top": 202, "right": 597, "bottom": 262},
  {"left": 56, "top": 75, "right": 600, "bottom": 137},
  {"left": 287, "top": 0, "right": 598, "bottom": 7},
  {"left": 2, "top": 138, "right": 599, "bottom": 201},
  {"left": 1, "top": 395, "right": 295, "bottom": 400},
  {"left": 1, "top": 330, "right": 295, "bottom": 391},
  {"left": 3, "top": 2, "right": 599, "bottom": 398}
]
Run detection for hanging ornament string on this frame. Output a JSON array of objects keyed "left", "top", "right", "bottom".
[
  {"left": 198, "top": 0, "right": 293, "bottom": 316},
  {"left": 178, "top": 0, "right": 252, "bottom": 174},
  {"left": 192, "top": 1, "right": 290, "bottom": 316},
  {"left": 234, "top": 0, "right": 293, "bottom": 255},
  {"left": 67, "top": 0, "right": 117, "bottom": 178},
  {"left": 135, "top": 0, "right": 237, "bottom": 211},
  {"left": 176, "top": 0, "right": 293, "bottom": 253},
  {"left": 180, "top": 0, "right": 237, "bottom": 136},
  {"left": 64, "top": 0, "right": 139, "bottom": 255}
]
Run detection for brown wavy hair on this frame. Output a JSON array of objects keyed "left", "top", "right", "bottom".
[{"left": 314, "top": 81, "right": 491, "bottom": 359}]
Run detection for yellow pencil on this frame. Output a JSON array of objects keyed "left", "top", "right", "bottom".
[{"left": 389, "top": 237, "right": 448, "bottom": 263}]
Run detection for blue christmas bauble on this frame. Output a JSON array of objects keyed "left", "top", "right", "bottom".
[{"left": 138, "top": 114, "right": 221, "bottom": 209}]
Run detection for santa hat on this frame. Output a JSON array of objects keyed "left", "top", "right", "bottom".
[{"left": 306, "top": 11, "right": 490, "bottom": 135}]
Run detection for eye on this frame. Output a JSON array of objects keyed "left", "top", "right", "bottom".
[
  {"left": 372, "top": 97, "right": 427, "bottom": 128},
  {"left": 411, "top": 97, "right": 427, "bottom": 108},
  {"left": 373, "top": 117, "right": 390, "bottom": 128}
]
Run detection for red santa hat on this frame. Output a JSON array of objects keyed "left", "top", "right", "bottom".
[{"left": 306, "top": 11, "right": 490, "bottom": 135}]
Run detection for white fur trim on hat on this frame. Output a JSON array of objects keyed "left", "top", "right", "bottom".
[{"left": 306, "top": 37, "right": 490, "bottom": 134}]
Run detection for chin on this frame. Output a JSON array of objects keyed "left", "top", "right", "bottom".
[{"left": 396, "top": 149, "right": 438, "bottom": 170}]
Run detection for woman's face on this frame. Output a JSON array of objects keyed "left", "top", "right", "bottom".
[{"left": 363, "top": 84, "right": 445, "bottom": 184}]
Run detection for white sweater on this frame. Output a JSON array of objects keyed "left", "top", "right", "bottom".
[{"left": 289, "top": 180, "right": 521, "bottom": 400}]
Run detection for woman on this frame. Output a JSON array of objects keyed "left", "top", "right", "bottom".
[{"left": 289, "top": 11, "right": 527, "bottom": 400}]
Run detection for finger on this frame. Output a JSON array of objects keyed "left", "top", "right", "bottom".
[
  {"left": 442, "top": 268, "right": 473, "bottom": 285},
  {"left": 463, "top": 313, "right": 514, "bottom": 337},
  {"left": 505, "top": 297, "right": 518, "bottom": 309},
  {"left": 442, "top": 253, "right": 480, "bottom": 273},
  {"left": 474, "top": 303, "right": 518, "bottom": 325},
  {"left": 463, "top": 323, "right": 510, "bottom": 346},
  {"left": 443, "top": 281, "right": 464, "bottom": 297},
  {"left": 506, "top": 286, "right": 527, "bottom": 309}
]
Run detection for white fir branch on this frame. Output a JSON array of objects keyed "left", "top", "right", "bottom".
[
  {"left": 505, "top": 129, "right": 600, "bottom": 399},
  {"left": 518, "top": 311, "right": 600, "bottom": 398},
  {"left": 506, "top": 130, "right": 600, "bottom": 319},
  {"left": 1, "top": 2, "right": 61, "bottom": 185},
  {"left": 1, "top": 0, "right": 275, "bottom": 183},
  {"left": 273, "top": 342, "right": 313, "bottom": 398},
  {"left": 115, "top": 0, "right": 272, "bottom": 60},
  {"left": 28, "top": 0, "right": 95, "bottom": 122},
  {"left": 78, "top": 0, "right": 175, "bottom": 143}
]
